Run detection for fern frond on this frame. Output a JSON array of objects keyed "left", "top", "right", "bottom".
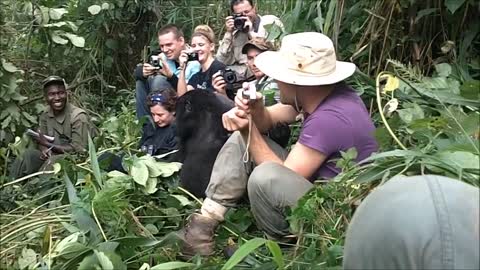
[{"left": 387, "top": 59, "right": 423, "bottom": 83}]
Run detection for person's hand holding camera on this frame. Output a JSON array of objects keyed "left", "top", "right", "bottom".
[
  {"left": 225, "top": 15, "right": 235, "bottom": 33},
  {"left": 234, "top": 82, "right": 263, "bottom": 115},
  {"left": 178, "top": 49, "right": 189, "bottom": 70},
  {"left": 212, "top": 71, "right": 227, "bottom": 95},
  {"left": 157, "top": 54, "right": 174, "bottom": 78},
  {"left": 142, "top": 63, "right": 158, "bottom": 78}
]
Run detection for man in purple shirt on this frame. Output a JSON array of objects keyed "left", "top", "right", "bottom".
[{"left": 178, "top": 32, "right": 378, "bottom": 257}]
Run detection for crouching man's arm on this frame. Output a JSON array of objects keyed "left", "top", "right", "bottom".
[{"left": 223, "top": 106, "right": 326, "bottom": 179}]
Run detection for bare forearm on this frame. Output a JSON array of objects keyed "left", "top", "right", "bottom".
[
  {"left": 251, "top": 107, "right": 273, "bottom": 133},
  {"left": 177, "top": 70, "right": 187, "bottom": 96},
  {"left": 240, "top": 124, "right": 282, "bottom": 165}
]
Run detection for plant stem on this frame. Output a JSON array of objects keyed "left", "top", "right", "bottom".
[
  {"left": 376, "top": 72, "right": 408, "bottom": 150},
  {"left": 1, "top": 169, "right": 56, "bottom": 188}
]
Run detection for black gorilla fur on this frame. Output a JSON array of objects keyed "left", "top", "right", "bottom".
[{"left": 175, "top": 91, "right": 234, "bottom": 198}]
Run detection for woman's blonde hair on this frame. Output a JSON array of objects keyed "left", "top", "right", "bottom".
[{"left": 191, "top": 24, "right": 215, "bottom": 44}]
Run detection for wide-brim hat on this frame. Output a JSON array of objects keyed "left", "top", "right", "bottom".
[
  {"left": 255, "top": 32, "right": 356, "bottom": 86},
  {"left": 42, "top": 75, "right": 67, "bottom": 88},
  {"left": 242, "top": 37, "right": 273, "bottom": 54}
]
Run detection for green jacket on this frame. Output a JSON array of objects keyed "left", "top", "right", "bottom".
[{"left": 39, "top": 103, "right": 95, "bottom": 152}]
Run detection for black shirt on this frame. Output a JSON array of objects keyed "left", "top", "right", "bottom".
[
  {"left": 187, "top": 59, "right": 226, "bottom": 92},
  {"left": 139, "top": 121, "right": 178, "bottom": 156}
]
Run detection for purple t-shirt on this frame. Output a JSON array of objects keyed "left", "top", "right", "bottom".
[{"left": 298, "top": 84, "right": 378, "bottom": 180}]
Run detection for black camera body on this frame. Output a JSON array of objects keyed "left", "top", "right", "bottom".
[
  {"left": 149, "top": 54, "right": 162, "bottom": 69},
  {"left": 233, "top": 13, "right": 246, "bottom": 31},
  {"left": 220, "top": 68, "right": 237, "bottom": 84},
  {"left": 187, "top": 52, "right": 199, "bottom": 62}
]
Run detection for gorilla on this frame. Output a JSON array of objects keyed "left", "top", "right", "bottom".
[{"left": 175, "top": 91, "right": 234, "bottom": 198}]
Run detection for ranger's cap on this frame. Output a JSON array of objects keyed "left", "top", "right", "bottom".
[
  {"left": 242, "top": 37, "right": 274, "bottom": 54},
  {"left": 42, "top": 75, "right": 66, "bottom": 88}
]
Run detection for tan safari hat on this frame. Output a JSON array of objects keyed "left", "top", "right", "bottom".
[
  {"left": 254, "top": 32, "right": 356, "bottom": 86},
  {"left": 242, "top": 37, "right": 273, "bottom": 54}
]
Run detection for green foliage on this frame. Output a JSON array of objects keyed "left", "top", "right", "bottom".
[{"left": 1, "top": 0, "right": 479, "bottom": 269}]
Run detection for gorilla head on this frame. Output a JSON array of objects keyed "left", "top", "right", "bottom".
[{"left": 175, "top": 91, "right": 233, "bottom": 198}]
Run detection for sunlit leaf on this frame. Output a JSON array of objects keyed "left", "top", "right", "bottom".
[
  {"left": 107, "top": 170, "right": 128, "bottom": 178},
  {"left": 382, "top": 74, "right": 400, "bottom": 93},
  {"left": 49, "top": 8, "right": 68, "bottom": 20},
  {"left": 150, "top": 262, "right": 195, "bottom": 270},
  {"left": 88, "top": 5, "right": 102, "bottom": 15},
  {"left": 51, "top": 31, "right": 68, "bottom": 45},
  {"left": 131, "top": 159, "right": 149, "bottom": 186},
  {"left": 63, "top": 33, "right": 85, "bottom": 48},
  {"left": 169, "top": 194, "right": 192, "bottom": 206},
  {"left": 435, "top": 63, "right": 452, "bottom": 77},
  {"left": 53, "top": 163, "right": 61, "bottom": 174},
  {"left": 78, "top": 254, "right": 98, "bottom": 270},
  {"left": 144, "top": 177, "right": 158, "bottom": 194},
  {"left": 1, "top": 59, "right": 18, "bottom": 73},
  {"left": 18, "top": 248, "right": 37, "bottom": 269}
]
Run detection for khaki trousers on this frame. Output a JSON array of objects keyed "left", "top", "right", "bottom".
[{"left": 206, "top": 132, "right": 313, "bottom": 239}]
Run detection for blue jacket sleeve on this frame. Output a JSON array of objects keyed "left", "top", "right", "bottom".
[
  {"left": 167, "top": 74, "right": 179, "bottom": 89},
  {"left": 134, "top": 64, "right": 145, "bottom": 81}
]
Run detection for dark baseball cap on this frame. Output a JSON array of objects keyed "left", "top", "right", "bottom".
[
  {"left": 242, "top": 37, "right": 274, "bottom": 54},
  {"left": 42, "top": 75, "right": 66, "bottom": 88}
]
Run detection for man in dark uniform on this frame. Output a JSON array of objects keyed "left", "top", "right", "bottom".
[{"left": 10, "top": 76, "right": 95, "bottom": 179}]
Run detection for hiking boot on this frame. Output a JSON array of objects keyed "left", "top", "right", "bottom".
[{"left": 179, "top": 213, "right": 219, "bottom": 257}]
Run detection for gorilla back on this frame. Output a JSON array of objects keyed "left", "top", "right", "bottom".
[{"left": 176, "top": 91, "right": 233, "bottom": 198}]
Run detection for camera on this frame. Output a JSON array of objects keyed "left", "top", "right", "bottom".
[
  {"left": 220, "top": 68, "right": 237, "bottom": 84},
  {"left": 233, "top": 13, "right": 246, "bottom": 31},
  {"left": 187, "top": 52, "right": 199, "bottom": 61},
  {"left": 149, "top": 54, "right": 161, "bottom": 69}
]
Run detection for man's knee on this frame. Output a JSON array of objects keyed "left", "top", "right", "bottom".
[
  {"left": 248, "top": 162, "right": 284, "bottom": 196},
  {"left": 150, "top": 75, "right": 171, "bottom": 90}
]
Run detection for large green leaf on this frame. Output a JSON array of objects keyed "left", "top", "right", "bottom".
[
  {"left": 63, "top": 33, "right": 85, "bottom": 48},
  {"left": 397, "top": 103, "right": 425, "bottom": 124},
  {"left": 142, "top": 155, "right": 181, "bottom": 178},
  {"left": 266, "top": 240, "right": 284, "bottom": 270},
  {"left": 51, "top": 31, "right": 69, "bottom": 45},
  {"left": 222, "top": 238, "right": 267, "bottom": 270},
  {"left": 131, "top": 159, "right": 149, "bottom": 186},
  {"left": 63, "top": 174, "right": 101, "bottom": 241},
  {"left": 88, "top": 135, "right": 103, "bottom": 188},
  {"left": 144, "top": 177, "right": 158, "bottom": 194},
  {"left": 1, "top": 59, "right": 19, "bottom": 73},
  {"left": 445, "top": 0, "right": 466, "bottom": 14},
  {"left": 94, "top": 250, "right": 114, "bottom": 269},
  {"left": 88, "top": 5, "right": 102, "bottom": 15},
  {"left": 435, "top": 151, "right": 480, "bottom": 170},
  {"left": 49, "top": 8, "right": 68, "bottom": 20},
  {"left": 77, "top": 254, "right": 98, "bottom": 270}
]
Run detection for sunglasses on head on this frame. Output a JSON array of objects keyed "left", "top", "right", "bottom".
[{"left": 150, "top": 93, "right": 166, "bottom": 104}]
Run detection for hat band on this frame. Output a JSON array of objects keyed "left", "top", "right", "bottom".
[
  {"left": 283, "top": 49, "right": 337, "bottom": 77},
  {"left": 287, "top": 63, "right": 336, "bottom": 77}
]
